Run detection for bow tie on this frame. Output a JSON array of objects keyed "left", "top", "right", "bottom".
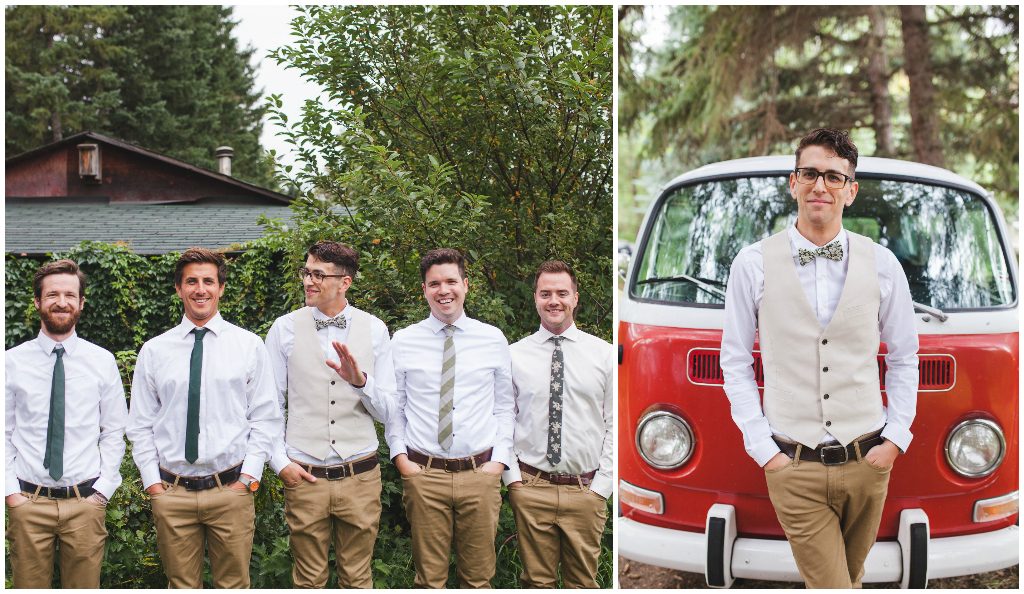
[
  {"left": 797, "top": 240, "right": 844, "bottom": 266},
  {"left": 314, "top": 314, "right": 347, "bottom": 331}
]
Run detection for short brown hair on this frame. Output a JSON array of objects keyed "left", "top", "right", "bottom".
[
  {"left": 174, "top": 247, "right": 227, "bottom": 286},
  {"left": 307, "top": 241, "right": 359, "bottom": 276},
  {"left": 420, "top": 248, "right": 466, "bottom": 281},
  {"left": 796, "top": 128, "right": 859, "bottom": 175},
  {"left": 33, "top": 259, "right": 86, "bottom": 299},
  {"left": 534, "top": 260, "right": 578, "bottom": 291}
]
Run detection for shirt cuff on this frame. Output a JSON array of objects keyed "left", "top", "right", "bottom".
[
  {"left": 389, "top": 440, "right": 408, "bottom": 461},
  {"left": 270, "top": 451, "right": 292, "bottom": 475},
  {"left": 6, "top": 471, "right": 21, "bottom": 497},
  {"left": 751, "top": 437, "right": 783, "bottom": 468},
  {"left": 881, "top": 423, "right": 913, "bottom": 454},
  {"left": 240, "top": 457, "right": 266, "bottom": 481},
  {"left": 489, "top": 446, "right": 512, "bottom": 470},
  {"left": 502, "top": 462, "right": 523, "bottom": 486},
  {"left": 140, "top": 465, "right": 162, "bottom": 490},
  {"left": 92, "top": 476, "right": 119, "bottom": 500},
  {"left": 590, "top": 475, "right": 612, "bottom": 499}
]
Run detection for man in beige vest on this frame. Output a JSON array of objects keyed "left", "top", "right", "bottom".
[
  {"left": 264, "top": 240, "right": 395, "bottom": 588},
  {"left": 721, "top": 128, "right": 919, "bottom": 588}
]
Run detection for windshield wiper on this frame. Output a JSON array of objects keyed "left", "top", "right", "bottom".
[
  {"left": 637, "top": 274, "right": 727, "bottom": 300},
  {"left": 914, "top": 301, "right": 948, "bottom": 322}
]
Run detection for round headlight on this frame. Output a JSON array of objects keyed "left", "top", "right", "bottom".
[
  {"left": 636, "top": 411, "right": 694, "bottom": 469},
  {"left": 945, "top": 419, "right": 1006, "bottom": 478}
]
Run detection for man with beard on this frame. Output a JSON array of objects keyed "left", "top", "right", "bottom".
[
  {"left": 264, "top": 241, "right": 396, "bottom": 588},
  {"left": 5, "top": 259, "right": 129, "bottom": 588},
  {"left": 504, "top": 260, "right": 613, "bottom": 588}
]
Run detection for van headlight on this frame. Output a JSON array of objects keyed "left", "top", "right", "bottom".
[
  {"left": 945, "top": 419, "right": 1005, "bottom": 478},
  {"left": 636, "top": 411, "right": 693, "bottom": 469}
]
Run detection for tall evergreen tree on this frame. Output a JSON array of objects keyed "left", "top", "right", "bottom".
[{"left": 5, "top": 5, "right": 272, "bottom": 187}]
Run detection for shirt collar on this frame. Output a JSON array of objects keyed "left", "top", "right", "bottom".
[
  {"left": 312, "top": 304, "right": 351, "bottom": 320},
  {"left": 534, "top": 323, "right": 579, "bottom": 343},
  {"left": 36, "top": 329, "right": 79, "bottom": 356},
  {"left": 788, "top": 224, "right": 848, "bottom": 257},
  {"left": 426, "top": 312, "right": 468, "bottom": 334},
  {"left": 177, "top": 311, "right": 226, "bottom": 339}
]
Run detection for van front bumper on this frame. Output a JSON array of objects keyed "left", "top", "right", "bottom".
[{"left": 618, "top": 506, "right": 1019, "bottom": 588}]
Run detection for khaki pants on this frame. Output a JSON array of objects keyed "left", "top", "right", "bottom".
[
  {"left": 150, "top": 482, "right": 256, "bottom": 588},
  {"left": 764, "top": 448, "right": 891, "bottom": 588},
  {"left": 401, "top": 463, "right": 503, "bottom": 588},
  {"left": 283, "top": 463, "right": 382, "bottom": 588},
  {"left": 508, "top": 473, "right": 608, "bottom": 588},
  {"left": 5, "top": 492, "right": 108, "bottom": 588}
]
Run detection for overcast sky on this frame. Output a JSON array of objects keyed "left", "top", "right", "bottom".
[{"left": 230, "top": 4, "right": 323, "bottom": 172}]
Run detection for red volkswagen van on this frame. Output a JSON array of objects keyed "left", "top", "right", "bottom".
[{"left": 617, "top": 156, "right": 1018, "bottom": 588}]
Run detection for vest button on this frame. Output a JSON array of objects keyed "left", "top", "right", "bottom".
[
  {"left": 331, "top": 380, "right": 336, "bottom": 385},
  {"left": 824, "top": 394, "right": 830, "bottom": 400},
  {"left": 331, "top": 400, "right": 336, "bottom": 405},
  {"left": 331, "top": 420, "right": 335, "bottom": 424},
  {"left": 823, "top": 366, "right": 829, "bottom": 372},
  {"left": 332, "top": 440, "right": 336, "bottom": 444},
  {"left": 825, "top": 421, "right": 832, "bottom": 427},
  {"left": 821, "top": 339, "right": 828, "bottom": 345}
]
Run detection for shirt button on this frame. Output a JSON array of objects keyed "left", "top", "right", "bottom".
[
  {"left": 824, "top": 394, "right": 830, "bottom": 400},
  {"left": 332, "top": 440, "right": 336, "bottom": 444},
  {"left": 331, "top": 380, "right": 336, "bottom": 385},
  {"left": 823, "top": 366, "right": 829, "bottom": 372},
  {"left": 331, "top": 420, "right": 335, "bottom": 424},
  {"left": 825, "top": 421, "right": 832, "bottom": 427},
  {"left": 821, "top": 339, "right": 828, "bottom": 345},
  {"left": 331, "top": 400, "right": 336, "bottom": 405}
]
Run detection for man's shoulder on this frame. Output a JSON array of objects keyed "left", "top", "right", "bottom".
[
  {"left": 572, "top": 327, "right": 611, "bottom": 349},
  {"left": 218, "top": 318, "right": 265, "bottom": 345},
  {"left": 139, "top": 324, "right": 182, "bottom": 350},
  {"left": 6, "top": 337, "right": 37, "bottom": 357},
  {"left": 73, "top": 336, "right": 118, "bottom": 363},
  {"left": 349, "top": 305, "right": 389, "bottom": 330},
  {"left": 392, "top": 317, "right": 427, "bottom": 342},
  {"left": 464, "top": 316, "right": 509, "bottom": 342},
  {"left": 731, "top": 239, "right": 766, "bottom": 269},
  {"left": 272, "top": 307, "right": 305, "bottom": 326}
]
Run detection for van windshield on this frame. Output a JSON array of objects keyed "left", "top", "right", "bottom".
[{"left": 631, "top": 176, "right": 1016, "bottom": 309}]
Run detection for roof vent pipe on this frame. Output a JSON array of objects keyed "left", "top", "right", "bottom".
[{"left": 214, "top": 146, "right": 234, "bottom": 176}]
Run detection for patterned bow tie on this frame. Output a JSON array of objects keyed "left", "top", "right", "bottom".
[
  {"left": 314, "top": 314, "right": 347, "bottom": 331},
  {"left": 797, "top": 240, "right": 844, "bottom": 266}
]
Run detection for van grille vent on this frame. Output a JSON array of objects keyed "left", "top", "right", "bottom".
[{"left": 687, "top": 349, "right": 954, "bottom": 391}]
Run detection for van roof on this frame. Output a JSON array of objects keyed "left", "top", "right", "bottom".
[{"left": 663, "top": 156, "right": 988, "bottom": 197}]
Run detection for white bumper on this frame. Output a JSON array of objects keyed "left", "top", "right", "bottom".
[{"left": 618, "top": 511, "right": 1019, "bottom": 587}]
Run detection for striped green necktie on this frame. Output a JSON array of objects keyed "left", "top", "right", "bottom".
[{"left": 438, "top": 324, "right": 456, "bottom": 450}]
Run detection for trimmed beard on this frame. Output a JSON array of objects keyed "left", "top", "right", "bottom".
[{"left": 39, "top": 306, "right": 80, "bottom": 336}]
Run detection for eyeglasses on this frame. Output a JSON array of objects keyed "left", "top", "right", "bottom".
[
  {"left": 297, "top": 267, "right": 350, "bottom": 283},
  {"left": 794, "top": 168, "right": 854, "bottom": 190}
]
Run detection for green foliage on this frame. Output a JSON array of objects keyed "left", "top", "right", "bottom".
[
  {"left": 4, "top": 5, "right": 274, "bottom": 187},
  {"left": 269, "top": 5, "right": 614, "bottom": 343},
  {"left": 619, "top": 5, "right": 1019, "bottom": 232}
]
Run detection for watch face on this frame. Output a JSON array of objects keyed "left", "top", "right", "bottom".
[{"left": 248, "top": 480, "right": 260, "bottom": 493}]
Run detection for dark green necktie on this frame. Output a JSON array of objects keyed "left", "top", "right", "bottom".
[
  {"left": 185, "top": 328, "right": 209, "bottom": 464},
  {"left": 43, "top": 345, "right": 65, "bottom": 480}
]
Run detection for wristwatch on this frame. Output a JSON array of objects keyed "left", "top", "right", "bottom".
[{"left": 239, "top": 475, "right": 260, "bottom": 493}]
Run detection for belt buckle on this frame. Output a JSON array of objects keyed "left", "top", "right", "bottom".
[
  {"left": 819, "top": 444, "right": 849, "bottom": 466},
  {"left": 326, "top": 466, "right": 345, "bottom": 480},
  {"left": 442, "top": 458, "right": 459, "bottom": 473}
]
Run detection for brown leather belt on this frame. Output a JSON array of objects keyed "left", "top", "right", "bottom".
[
  {"left": 295, "top": 455, "right": 379, "bottom": 480},
  {"left": 519, "top": 462, "right": 597, "bottom": 486},
  {"left": 19, "top": 477, "right": 97, "bottom": 499},
  {"left": 407, "top": 448, "right": 492, "bottom": 472},
  {"left": 159, "top": 464, "right": 242, "bottom": 491},
  {"left": 772, "top": 429, "right": 885, "bottom": 466}
]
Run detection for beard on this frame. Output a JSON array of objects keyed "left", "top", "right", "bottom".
[{"left": 40, "top": 306, "right": 81, "bottom": 335}]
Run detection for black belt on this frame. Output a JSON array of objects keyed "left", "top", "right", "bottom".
[
  {"left": 296, "top": 455, "right": 379, "bottom": 480},
  {"left": 159, "top": 464, "right": 242, "bottom": 491},
  {"left": 18, "top": 477, "right": 97, "bottom": 499},
  {"left": 773, "top": 430, "right": 885, "bottom": 466},
  {"left": 519, "top": 462, "right": 597, "bottom": 486},
  {"left": 407, "top": 448, "right": 492, "bottom": 472}
]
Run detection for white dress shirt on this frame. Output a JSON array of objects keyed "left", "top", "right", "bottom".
[
  {"left": 264, "top": 304, "right": 395, "bottom": 472},
  {"left": 126, "top": 313, "right": 282, "bottom": 488},
  {"left": 6, "top": 331, "right": 128, "bottom": 498},
  {"left": 390, "top": 313, "right": 515, "bottom": 467},
  {"left": 721, "top": 225, "right": 919, "bottom": 466},
  {"left": 503, "top": 324, "right": 615, "bottom": 498}
]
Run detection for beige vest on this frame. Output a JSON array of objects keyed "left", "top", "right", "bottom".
[
  {"left": 286, "top": 307, "right": 377, "bottom": 459},
  {"left": 758, "top": 230, "right": 882, "bottom": 447}
]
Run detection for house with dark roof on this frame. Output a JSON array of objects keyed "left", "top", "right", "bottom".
[{"left": 5, "top": 131, "right": 296, "bottom": 255}]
